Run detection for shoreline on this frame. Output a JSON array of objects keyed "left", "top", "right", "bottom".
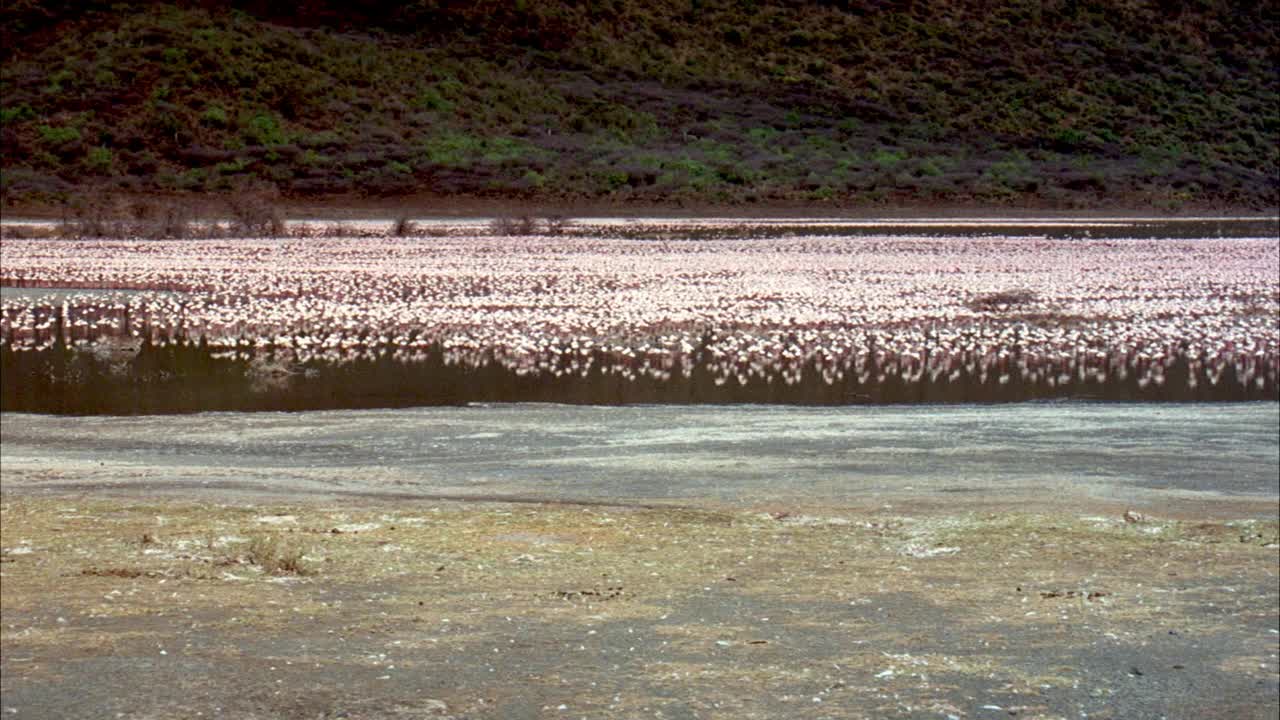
[
  {"left": 5, "top": 402, "right": 1276, "bottom": 517},
  {"left": 3, "top": 194, "right": 1275, "bottom": 222},
  {"left": 5, "top": 481, "right": 1277, "bottom": 524}
]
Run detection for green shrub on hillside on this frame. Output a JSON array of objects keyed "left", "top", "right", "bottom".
[
  {"left": 37, "top": 125, "right": 81, "bottom": 146},
  {"left": 84, "top": 146, "right": 113, "bottom": 172},
  {"left": 0, "top": 104, "right": 35, "bottom": 125},
  {"left": 201, "top": 105, "right": 229, "bottom": 127},
  {"left": 242, "top": 112, "right": 287, "bottom": 146}
]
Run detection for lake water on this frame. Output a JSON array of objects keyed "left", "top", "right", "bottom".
[{"left": 2, "top": 402, "right": 1275, "bottom": 508}]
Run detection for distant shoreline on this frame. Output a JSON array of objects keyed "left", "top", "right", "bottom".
[{"left": 3, "top": 193, "right": 1275, "bottom": 222}]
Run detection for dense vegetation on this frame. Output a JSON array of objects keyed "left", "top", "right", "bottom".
[{"left": 2, "top": 0, "right": 1276, "bottom": 209}]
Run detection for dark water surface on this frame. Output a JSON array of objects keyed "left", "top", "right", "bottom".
[{"left": 2, "top": 402, "right": 1276, "bottom": 506}]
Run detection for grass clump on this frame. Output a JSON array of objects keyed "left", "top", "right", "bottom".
[{"left": 244, "top": 533, "right": 313, "bottom": 576}]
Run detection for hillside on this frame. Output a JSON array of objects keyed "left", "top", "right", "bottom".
[{"left": 2, "top": 0, "right": 1277, "bottom": 211}]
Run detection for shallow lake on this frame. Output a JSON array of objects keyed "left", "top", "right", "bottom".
[{"left": 2, "top": 402, "right": 1275, "bottom": 507}]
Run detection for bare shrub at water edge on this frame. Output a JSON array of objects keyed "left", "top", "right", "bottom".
[
  {"left": 488, "top": 216, "right": 515, "bottom": 235},
  {"left": 465, "top": 213, "right": 577, "bottom": 237},
  {"left": 202, "top": 220, "right": 230, "bottom": 237},
  {"left": 60, "top": 190, "right": 127, "bottom": 238},
  {"left": 391, "top": 214, "right": 417, "bottom": 237},
  {"left": 490, "top": 215, "right": 539, "bottom": 236},
  {"left": 225, "top": 182, "right": 286, "bottom": 237},
  {"left": 288, "top": 221, "right": 355, "bottom": 238},
  {"left": 0, "top": 224, "right": 58, "bottom": 239},
  {"left": 419, "top": 225, "right": 455, "bottom": 238},
  {"left": 314, "top": 222, "right": 359, "bottom": 238},
  {"left": 544, "top": 214, "right": 575, "bottom": 236},
  {"left": 244, "top": 533, "right": 313, "bottom": 576},
  {"left": 58, "top": 191, "right": 196, "bottom": 239},
  {"left": 150, "top": 200, "right": 194, "bottom": 239},
  {"left": 128, "top": 197, "right": 196, "bottom": 239}
]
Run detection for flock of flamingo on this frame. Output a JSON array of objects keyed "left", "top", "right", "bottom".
[{"left": 2, "top": 220, "right": 1277, "bottom": 398}]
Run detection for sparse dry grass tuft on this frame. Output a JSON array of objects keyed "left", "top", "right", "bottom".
[{"left": 243, "top": 533, "right": 313, "bottom": 575}]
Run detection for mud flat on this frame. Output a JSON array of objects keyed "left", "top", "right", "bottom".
[
  {"left": 1, "top": 494, "right": 1277, "bottom": 720},
  {"left": 2, "top": 401, "right": 1278, "bottom": 719},
  {"left": 2, "top": 403, "right": 1278, "bottom": 508}
]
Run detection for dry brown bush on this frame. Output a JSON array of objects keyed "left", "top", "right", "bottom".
[
  {"left": 544, "top": 214, "right": 574, "bottom": 235},
  {"left": 225, "top": 183, "right": 286, "bottom": 237},
  {"left": 244, "top": 534, "right": 313, "bottom": 576},
  {"left": 489, "top": 215, "right": 539, "bottom": 236},
  {"left": 391, "top": 214, "right": 417, "bottom": 237},
  {"left": 58, "top": 191, "right": 196, "bottom": 239}
]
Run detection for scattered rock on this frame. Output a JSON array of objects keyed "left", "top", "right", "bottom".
[
  {"left": 254, "top": 515, "right": 297, "bottom": 525},
  {"left": 901, "top": 543, "right": 960, "bottom": 558},
  {"left": 552, "top": 586, "right": 624, "bottom": 602},
  {"left": 331, "top": 522, "right": 381, "bottom": 534},
  {"left": 81, "top": 566, "right": 153, "bottom": 578},
  {"left": 1039, "top": 589, "right": 1109, "bottom": 601}
]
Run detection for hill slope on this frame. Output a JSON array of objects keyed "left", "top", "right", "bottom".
[{"left": 2, "top": 0, "right": 1277, "bottom": 210}]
